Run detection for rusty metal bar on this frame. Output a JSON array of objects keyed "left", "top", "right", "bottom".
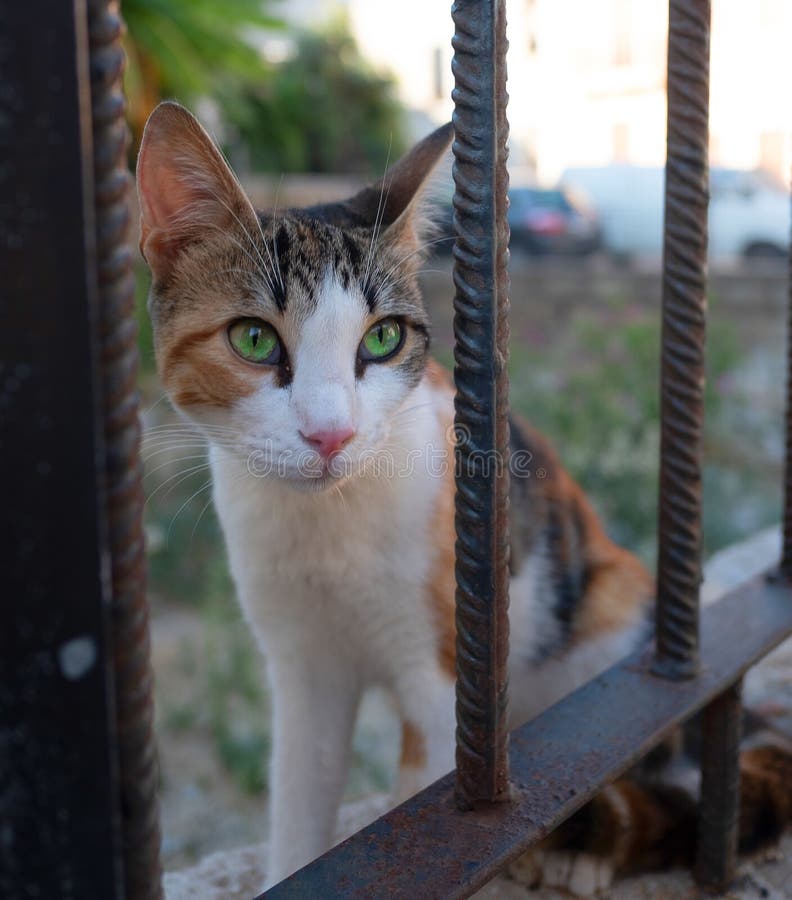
[
  {"left": 695, "top": 680, "right": 743, "bottom": 889},
  {"left": 260, "top": 574, "right": 792, "bottom": 899},
  {"left": 450, "top": 0, "right": 512, "bottom": 809},
  {"left": 0, "top": 1, "right": 124, "bottom": 895},
  {"left": 654, "top": 0, "right": 711, "bottom": 681},
  {"left": 87, "top": 0, "right": 163, "bottom": 895}
]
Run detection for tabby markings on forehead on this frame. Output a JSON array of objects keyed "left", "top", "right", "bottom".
[{"left": 249, "top": 214, "right": 380, "bottom": 317}]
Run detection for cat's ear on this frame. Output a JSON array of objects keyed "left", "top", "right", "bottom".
[
  {"left": 307, "top": 123, "right": 453, "bottom": 253},
  {"left": 136, "top": 101, "right": 259, "bottom": 279},
  {"left": 349, "top": 123, "right": 453, "bottom": 253}
]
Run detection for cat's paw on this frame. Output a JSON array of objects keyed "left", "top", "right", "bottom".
[{"left": 508, "top": 850, "right": 614, "bottom": 897}]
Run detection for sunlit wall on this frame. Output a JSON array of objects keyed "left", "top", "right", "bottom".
[{"left": 343, "top": 0, "right": 791, "bottom": 185}]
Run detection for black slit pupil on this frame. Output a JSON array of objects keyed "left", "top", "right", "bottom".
[{"left": 377, "top": 325, "right": 384, "bottom": 345}]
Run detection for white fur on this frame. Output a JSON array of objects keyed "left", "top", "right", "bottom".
[{"left": 211, "top": 397, "right": 456, "bottom": 881}]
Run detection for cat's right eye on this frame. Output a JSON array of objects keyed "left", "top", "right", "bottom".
[{"left": 227, "top": 319, "right": 282, "bottom": 365}]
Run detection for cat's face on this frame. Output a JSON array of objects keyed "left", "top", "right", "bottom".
[{"left": 137, "top": 103, "right": 451, "bottom": 490}]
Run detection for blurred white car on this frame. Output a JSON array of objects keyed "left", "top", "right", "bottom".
[{"left": 561, "top": 164, "right": 790, "bottom": 264}]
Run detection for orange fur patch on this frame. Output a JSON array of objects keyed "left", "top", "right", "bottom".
[
  {"left": 519, "top": 420, "right": 654, "bottom": 642},
  {"left": 424, "top": 357, "right": 454, "bottom": 393},
  {"left": 422, "top": 361, "right": 457, "bottom": 680},
  {"left": 399, "top": 721, "right": 428, "bottom": 770},
  {"left": 564, "top": 468, "right": 654, "bottom": 640},
  {"left": 426, "top": 470, "right": 457, "bottom": 680},
  {"left": 423, "top": 367, "right": 653, "bottom": 678},
  {"left": 159, "top": 326, "right": 260, "bottom": 409}
]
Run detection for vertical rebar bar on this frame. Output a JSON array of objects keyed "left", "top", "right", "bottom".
[
  {"left": 451, "top": 0, "right": 511, "bottom": 809},
  {"left": 654, "top": 0, "right": 711, "bottom": 681},
  {"left": 88, "top": 1, "right": 163, "bottom": 895},
  {"left": 696, "top": 680, "right": 742, "bottom": 889}
]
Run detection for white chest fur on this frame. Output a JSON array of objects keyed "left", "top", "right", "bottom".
[
  {"left": 209, "top": 381, "right": 458, "bottom": 884},
  {"left": 210, "top": 383, "right": 446, "bottom": 684}
]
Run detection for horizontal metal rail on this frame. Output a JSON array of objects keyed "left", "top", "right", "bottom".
[{"left": 260, "top": 572, "right": 792, "bottom": 899}]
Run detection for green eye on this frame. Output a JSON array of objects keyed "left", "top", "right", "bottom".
[
  {"left": 359, "top": 318, "right": 403, "bottom": 362},
  {"left": 228, "top": 319, "right": 281, "bottom": 364}
]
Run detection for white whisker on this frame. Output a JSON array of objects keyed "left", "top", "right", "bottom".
[
  {"left": 144, "top": 462, "right": 211, "bottom": 509},
  {"left": 144, "top": 453, "right": 209, "bottom": 478},
  {"left": 380, "top": 237, "right": 454, "bottom": 285},
  {"left": 392, "top": 401, "right": 434, "bottom": 420},
  {"left": 143, "top": 393, "right": 171, "bottom": 416},
  {"left": 362, "top": 138, "right": 394, "bottom": 294},
  {"left": 332, "top": 482, "right": 348, "bottom": 512},
  {"left": 190, "top": 493, "right": 216, "bottom": 546},
  {"left": 200, "top": 220, "right": 277, "bottom": 296},
  {"left": 141, "top": 440, "right": 234, "bottom": 462},
  {"left": 142, "top": 424, "right": 236, "bottom": 437},
  {"left": 203, "top": 187, "right": 280, "bottom": 296},
  {"left": 167, "top": 478, "right": 214, "bottom": 548},
  {"left": 270, "top": 175, "right": 286, "bottom": 295}
]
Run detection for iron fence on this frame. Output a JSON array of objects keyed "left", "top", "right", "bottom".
[{"left": 1, "top": 0, "right": 791, "bottom": 898}]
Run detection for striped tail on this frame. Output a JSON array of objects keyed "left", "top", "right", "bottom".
[{"left": 507, "top": 727, "right": 792, "bottom": 897}]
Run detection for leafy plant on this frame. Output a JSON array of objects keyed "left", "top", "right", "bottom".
[
  {"left": 228, "top": 18, "right": 406, "bottom": 175},
  {"left": 123, "top": 0, "right": 282, "bottom": 153}
]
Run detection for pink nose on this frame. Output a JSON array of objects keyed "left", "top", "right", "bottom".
[{"left": 300, "top": 427, "right": 356, "bottom": 460}]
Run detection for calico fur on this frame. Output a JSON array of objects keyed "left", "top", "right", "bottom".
[{"left": 137, "top": 102, "right": 792, "bottom": 894}]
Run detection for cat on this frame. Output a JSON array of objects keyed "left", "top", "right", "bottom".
[{"left": 136, "top": 102, "right": 792, "bottom": 894}]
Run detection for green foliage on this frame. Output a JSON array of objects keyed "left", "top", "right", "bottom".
[
  {"left": 228, "top": 20, "right": 406, "bottom": 174},
  {"left": 123, "top": 0, "right": 281, "bottom": 149},
  {"left": 506, "top": 302, "right": 767, "bottom": 565},
  {"left": 203, "top": 605, "right": 271, "bottom": 794},
  {"left": 158, "top": 600, "right": 270, "bottom": 796}
]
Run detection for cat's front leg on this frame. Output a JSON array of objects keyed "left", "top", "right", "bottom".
[
  {"left": 395, "top": 667, "right": 457, "bottom": 802},
  {"left": 264, "top": 650, "right": 361, "bottom": 888}
]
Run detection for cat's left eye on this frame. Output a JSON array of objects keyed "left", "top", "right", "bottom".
[
  {"left": 358, "top": 318, "right": 403, "bottom": 362},
  {"left": 228, "top": 319, "right": 282, "bottom": 365}
]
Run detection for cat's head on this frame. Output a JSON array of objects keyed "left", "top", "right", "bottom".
[{"left": 136, "top": 102, "right": 452, "bottom": 490}]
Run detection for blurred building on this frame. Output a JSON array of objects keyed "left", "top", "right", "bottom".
[{"left": 336, "top": 0, "right": 791, "bottom": 186}]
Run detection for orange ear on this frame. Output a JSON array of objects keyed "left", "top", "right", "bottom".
[{"left": 136, "top": 101, "right": 259, "bottom": 279}]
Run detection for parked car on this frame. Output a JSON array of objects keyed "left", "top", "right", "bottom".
[
  {"left": 561, "top": 164, "right": 790, "bottom": 264},
  {"left": 507, "top": 186, "right": 602, "bottom": 256},
  {"left": 432, "top": 185, "right": 602, "bottom": 256}
]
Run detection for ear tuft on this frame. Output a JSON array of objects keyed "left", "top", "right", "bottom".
[
  {"left": 301, "top": 123, "right": 454, "bottom": 251},
  {"left": 136, "top": 101, "right": 259, "bottom": 279},
  {"left": 345, "top": 123, "right": 454, "bottom": 229}
]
